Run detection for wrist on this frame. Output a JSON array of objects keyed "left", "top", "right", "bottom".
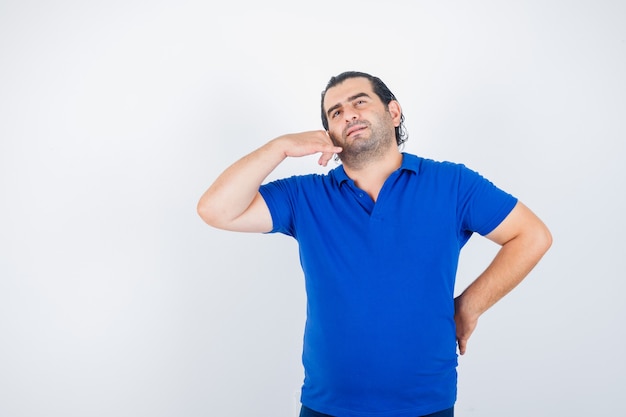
[
  {"left": 454, "top": 293, "right": 482, "bottom": 321},
  {"left": 262, "top": 136, "right": 291, "bottom": 161}
]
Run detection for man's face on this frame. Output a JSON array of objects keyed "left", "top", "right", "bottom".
[{"left": 323, "top": 77, "right": 399, "bottom": 164}]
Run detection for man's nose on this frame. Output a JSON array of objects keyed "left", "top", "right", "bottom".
[{"left": 344, "top": 109, "right": 359, "bottom": 123}]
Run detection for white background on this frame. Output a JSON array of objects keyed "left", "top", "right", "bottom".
[{"left": 1, "top": 1, "right": 624, "bottom": 416}]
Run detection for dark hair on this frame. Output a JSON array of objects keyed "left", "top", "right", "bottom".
[{"left": 320, "top": 71, "right": 408, "bottom": 146}]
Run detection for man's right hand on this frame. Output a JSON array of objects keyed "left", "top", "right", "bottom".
[{"left": 276, "top": 130, "right": 342, "bottom": 166}]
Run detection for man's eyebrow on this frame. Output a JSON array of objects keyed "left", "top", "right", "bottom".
[{"left": 326, "top": 92, "right": 372, "bottom": 118}]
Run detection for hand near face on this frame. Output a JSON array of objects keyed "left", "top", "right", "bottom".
[{"left": 275, "top": 130, "right": 343, "bottom": 167}]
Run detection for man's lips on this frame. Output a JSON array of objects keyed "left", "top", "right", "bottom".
[{"left": 345, "top": 123, "right": 368, "bottom": 137}]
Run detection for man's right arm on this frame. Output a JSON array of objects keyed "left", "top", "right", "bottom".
[{"left": 197, "top": 131, "right": 342, "bottom": 233}]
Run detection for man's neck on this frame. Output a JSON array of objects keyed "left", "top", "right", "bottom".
[{"left": 343, "top": 149, "right": 403, "bottom": 202}]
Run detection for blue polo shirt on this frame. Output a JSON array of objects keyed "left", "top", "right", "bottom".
[{"left": 259, "top": 153, "right": 517, "bottom": 417}]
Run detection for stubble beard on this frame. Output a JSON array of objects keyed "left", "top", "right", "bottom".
[{"left": 330, "top": 118, "right": 396, "bottom": 170}]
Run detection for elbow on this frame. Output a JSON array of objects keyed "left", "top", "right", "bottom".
[
  {"left": 535, "top": 222, "right": 553, "bottom": 258},
  {"left": 544, "top": 226, "right": 553, "bottom": 251},
  {"left": 197, "top": 198, "right": 221, "bottom": 228},
  {"left": 196, "top": 200, "right": 212, "bottom": 225},
  {"left": 197, "top": 195, "right": 240, "bottom": 231}
]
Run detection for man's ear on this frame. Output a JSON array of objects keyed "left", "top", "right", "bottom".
[{"left": 388, "top": 100, "right": 402, "bottom": 127}]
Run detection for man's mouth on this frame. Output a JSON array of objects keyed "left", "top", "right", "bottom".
[{"left": 345, "top": 123, "right": 368, "bottom": 137}]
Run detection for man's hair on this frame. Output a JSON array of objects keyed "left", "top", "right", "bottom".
[{"left": 320, "top": 71, "right": 408, "bottom": 146}]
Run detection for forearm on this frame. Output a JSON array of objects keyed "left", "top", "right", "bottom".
[
  {"left": 456, "top": 230, "right": 551, "bottom": 318},
  {"left": 197, "top": 139, "right": 286, "bottom": 229}
]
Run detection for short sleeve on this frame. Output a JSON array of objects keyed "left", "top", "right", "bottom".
[
  {"left": 259, "top": 178, "right": 298, "bottom": 237},
  {"left": 457, "top": 165, "right": 518, "bottom": 237}
]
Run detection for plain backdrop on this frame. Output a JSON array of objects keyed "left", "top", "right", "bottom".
[{"left": 1, "top": 1, "right": 624, "bottom": 416}]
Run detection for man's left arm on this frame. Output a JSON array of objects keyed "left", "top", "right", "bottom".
[{"left": 454, "top": 201, "right": 552, "bottom": 355}]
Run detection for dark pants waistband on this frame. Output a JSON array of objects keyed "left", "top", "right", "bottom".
[{"left": 299, "top": 405, "right": 454, "bottom": 417}]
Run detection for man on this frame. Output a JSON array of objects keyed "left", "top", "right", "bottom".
[{"left": 197, "top": 71, "right": 552, "bottom": 417}]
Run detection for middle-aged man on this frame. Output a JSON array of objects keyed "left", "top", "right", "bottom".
[{"left": 197, "top": 71, "right": 552, "bottom": 417}]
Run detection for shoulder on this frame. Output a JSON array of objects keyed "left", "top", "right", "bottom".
[
  {"left": 260, "top": 169, "right": 340, "bottom": 196},
  {"left": 272, "top": 170, "right": 338, "bottom": 186},
  {"left": 402, "top": 152, "right": 473, "bottom": 178}
]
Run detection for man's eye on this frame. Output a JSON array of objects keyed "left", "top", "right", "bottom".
[{"left": 332, "top": 110, "right": 341, "bottom": 118}]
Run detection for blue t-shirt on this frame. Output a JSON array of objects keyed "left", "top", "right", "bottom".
[{"left": 259, "top": 153, "right": 517, "bottom": 417}]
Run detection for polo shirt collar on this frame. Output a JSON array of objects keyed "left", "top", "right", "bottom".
[{"left": 331, "top": 152, "right": 420, "bottom": 186}]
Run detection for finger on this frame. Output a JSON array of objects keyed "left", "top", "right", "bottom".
[
  {"left": 458, "top": 339, "right": 467, "bottom": 355},
  {"left": 318, "top": 146, "right": 342, "bottom": 166},
  {"left": 318, "top": 151, "right": 335, "bottom": 166}
]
